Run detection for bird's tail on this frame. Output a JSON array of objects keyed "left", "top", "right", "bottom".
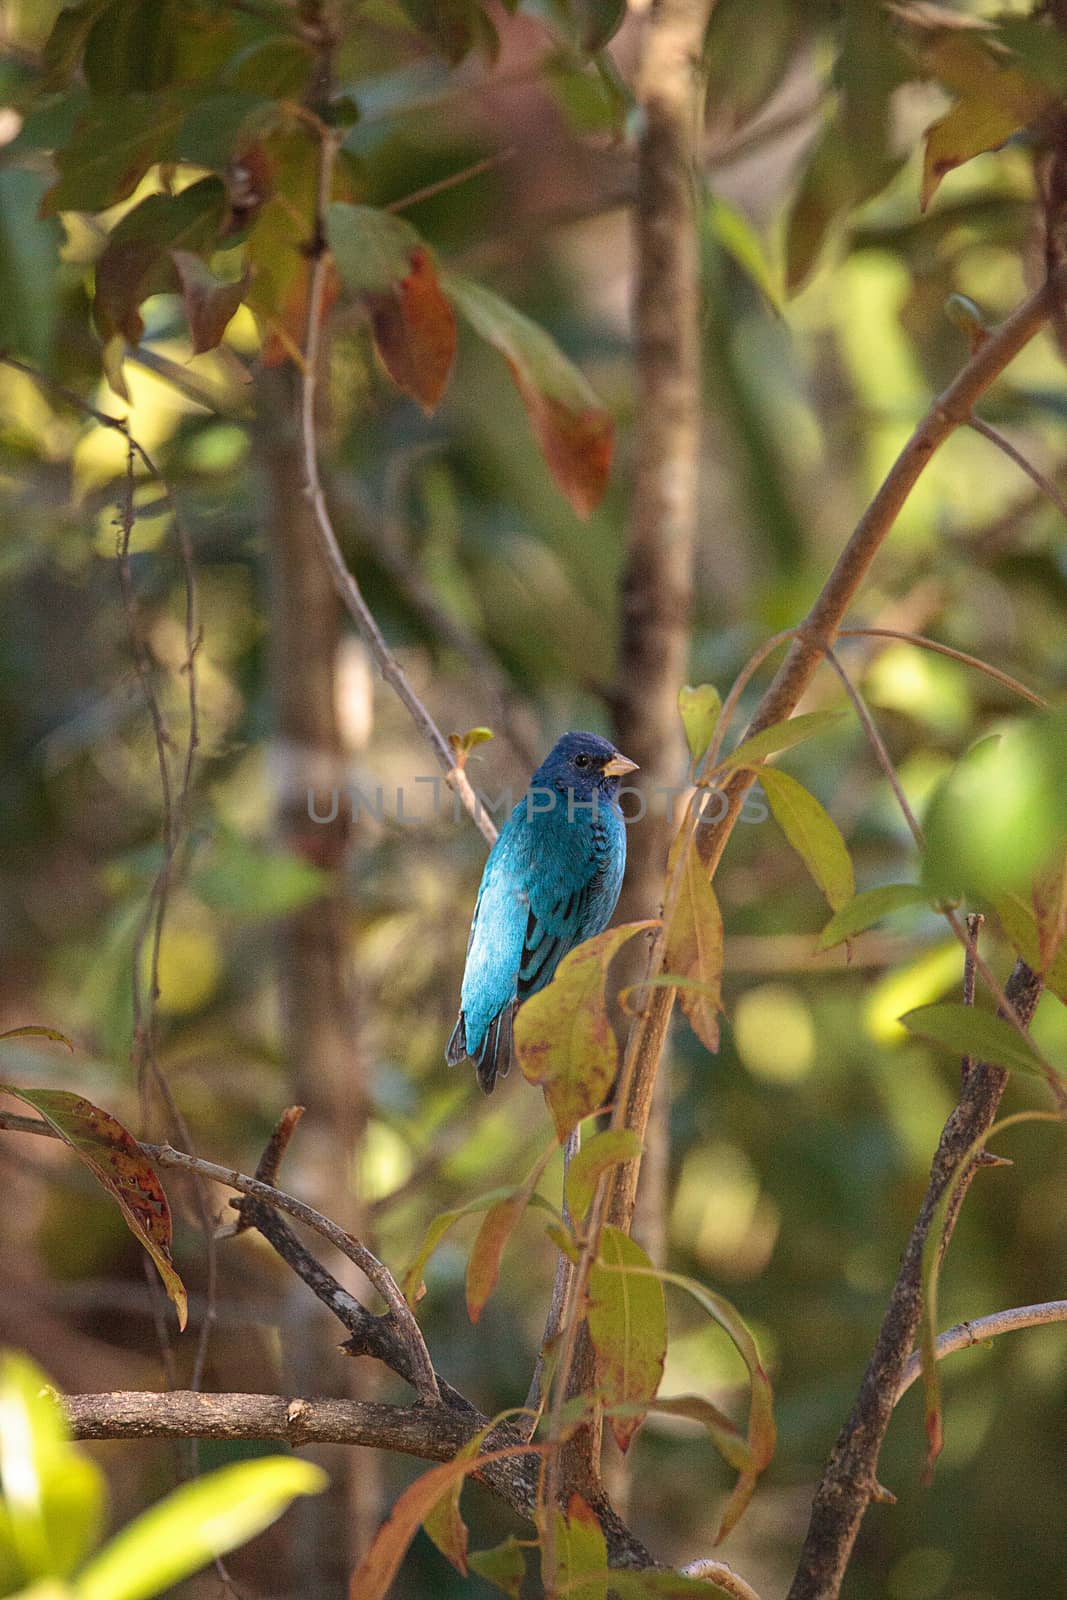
[
  {"left": 446, "top": 1005, "right": 516, "bottom": 1093},
  {"left": 475, "top": 1003, "right": 516, "bottom": 1094},
  {"left": 445, "top": 1014, "right": 467, "bottom": 1067}
]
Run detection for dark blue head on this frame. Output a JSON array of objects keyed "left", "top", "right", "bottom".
[{"left": 532, "top": 731, "right": 638, "bottom": 803}]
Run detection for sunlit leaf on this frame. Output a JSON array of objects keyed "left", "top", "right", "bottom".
[
  {"left": 664, "top": 834, "right": 723, "bottom": 1052},
  {"left": 757, "top": 767, "right": 854, "bottom": 913},
  {"left": 75, "top": 1458, "right": 327, "bottom": 1600},
  {"left": 564, "top": 1129, "right": 642, "bottom": 1221},
  {"left": 712, "top": 710, "right": 846, "bottom": 776},
  {"left": 899, "top": 1003, "right": 1055, "bottom": 1082},
  {"left": 0, "top": 1352, "right": 105, "bottom": 1584},
  {"left": 922, "top": 718, "right": 1067, "bottom": 901},
  {"left": 445, "top": 271, "right": 614, "bottom": 517},
  {"left": 0, "top": 1086, "right": 187, "bottom": 1330},
  {"left": 514, "top": 922, "right": 656, "bottom": 1141},
  {"left": 587, "top": 1227, "right": 666, "bottom": 1453},
  {"left": 917, "top": 30, "right": 1052, "bottom": 209},
  {"left": 678, "top": 683, "right": 722, "bottom": 768},
  {"left": 818, "top": 884, "right": 929, "bottom": 950},
  {"left": 402, "top": 1187, "right": 556, "bottom": 1306}
]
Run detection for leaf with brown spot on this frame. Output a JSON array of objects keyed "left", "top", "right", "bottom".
[
  {"left": 327, "top": 203, "right": 455, "bottom": 412},
  {"left": 513, "top": 922, "right": 656, "bottom": 1142},
  {"left": 444, "top": 270, "right": 614, "bottom": 517},
  {"left": 587, "top": 1226, "right": 666, "bottom": 1453},
  {"left": 916, "top": 30, "right": 1052, "bottom": 209},
  {"left": 171, "top": 250, "right": 249, "bottom": 354},
  {"left": 0, "top": 1085, "right": 186, "bottom": 1329}
]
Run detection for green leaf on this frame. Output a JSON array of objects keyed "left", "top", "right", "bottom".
[
  {"left": 712, "top": 709, "right": 846, "bottom": 775},
  {"left": 587, "top": 1227, "right": 666, "bottom": 1453},
  {"left": 663, "top": 835, "right": 724, "bottom": 1051},
  {"left": 42, "top": 94, "right": 188, "bottom": 215},
  {"left": 706, "top": 195, "right": 781, "bottom": 313},
  {"left": 0, "top": 1086, "right": 187, "bottom": 1329},
  {"left": 469, "top": 1536, "right": 527, "bottom": 1598},
  {"left": 82, "top": 0, "right": 180, "bottom": 93},
  {"left": 653, "top": 1268, "right": 776, "bottom": 1540},
  {"left": 0, "top": 1352, "right": 105, "bottom": 1585},
  {"left": 543, "top": 1494, "right": 608, "bottom": 1600},
  {"left": 647, "top": 1395, "right": 750, "bottom": 1475},
  {"left": 757, "top": 767, "right": 854, "bottom": 913},
  {"left": 0, "top": 1026, "right": 73, "bottom": 1048},
  {"left": 678, "top": 684, "right": 722, "bottom": 767},
  {"left": 916, "top": 29, "right": 1052, "bottom": 209},
  {"left": 818, "top": 883, "right": 929, "bottom": 950},
  {"left": 564, "top": 1128, "right": 642, "bottom": 1220},
  {"left": 918, "top": 1110, "right": 1060, "bottom": 1480},
  {"left": 191, "top": 833, "right": 329, "bottom": 920},
  {"left": 75, "top": 1458, "right": 327, "bottom": 1600},
  {"left": 514, "top": 922, "right": 656, "bottom": 1141},
  {"left": 444, "top": 270, "right": 614, "bottom": 518},
  {"left": 922, "top": 717, "right": 1067, "bottom": 901},
  {"left": 401, "top": 1186, "right": 555, "bottom": 1306},
  {"left": 899, "top": 1003, "right": 1056, "bottom": 1081},
  {"left": 994, "top": 892, "right": 1067, "bottom": 1005}
]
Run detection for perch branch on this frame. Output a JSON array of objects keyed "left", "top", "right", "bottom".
[{"left": 896, "top": 1300, "right": 1067, "bottom": 1400}]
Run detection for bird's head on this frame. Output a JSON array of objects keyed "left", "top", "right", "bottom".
[{"left": 533, "top": 731, "right": 639, "bottom": 804}]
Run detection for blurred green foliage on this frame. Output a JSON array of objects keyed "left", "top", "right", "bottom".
[{"left": 0, "top": 1, "right": 1065, "bottom": 1598}]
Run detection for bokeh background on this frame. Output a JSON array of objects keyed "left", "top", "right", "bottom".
[{"left": 1, "top": 1, "right": 1065, "bottom": 1596}]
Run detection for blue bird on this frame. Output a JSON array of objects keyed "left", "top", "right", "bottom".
[{"left": 447, "top": 731, "right": 637, "bottom": 1093}]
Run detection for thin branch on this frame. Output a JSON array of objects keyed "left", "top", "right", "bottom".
[
  {"left": 0, "top": 1111, "right": 440, "bottom": 1406},
  {"left": 298, "top": 128, "right": 497, "bottom": 845},
  {"left": 385, "top": 149, "right": 514, "bottom": 214},
  {"left": 896, "top": 1301, "right": 1067, "bottom": 1401},
  {"left": 836, "top": 628, "right": 1048, "bottom": 709},
  {"left": 967, "top": 413, "right": 1067, "bottom": 524},
  {"left": 679, "top": 1557, "right": 765, "bottom": 1600}
]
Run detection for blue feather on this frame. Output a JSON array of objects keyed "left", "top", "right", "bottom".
[{"left": 447, "top": 731, "right": 636, "bottom": 1092}]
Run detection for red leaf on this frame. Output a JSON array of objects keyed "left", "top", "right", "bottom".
[
  {"left": 0, "top": 1085, "right": 186, "bottom": 1329},
  {"left": 465, "top": 1195, "right": 524, "bottom": 1324},
  {"left": 368, "top": 246, "right": 456, "bottom": 413}
]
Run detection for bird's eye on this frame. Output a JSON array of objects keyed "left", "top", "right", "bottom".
[{"left": 574, "top": 753, "right": 591, "bottom": 769}]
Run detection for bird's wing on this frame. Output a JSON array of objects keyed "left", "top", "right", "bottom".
[{"left": 517, "top": 867, "right": 605, "bottom": 1000}]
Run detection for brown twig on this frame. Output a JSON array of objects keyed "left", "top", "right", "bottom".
[
  {"left": 966, "top": 413, "right": 1067, "bottom": 524},
  {"left": 298, "top": 127, "right": 497, "bottom": 846},
  {"left": 836, "top": 628, "right": 1048, "bottom": 709}
]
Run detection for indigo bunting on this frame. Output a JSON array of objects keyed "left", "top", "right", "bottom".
[{"left": 447, "top": 731, "right": 637, "bottom": 1093}]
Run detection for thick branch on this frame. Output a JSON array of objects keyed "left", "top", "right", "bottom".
[
  {"left": 786, "top": 958, "right": 1044, "bottom": 1600},
  {"left": 605, "top": 264, "right": 1067, "bottom": 1241}
]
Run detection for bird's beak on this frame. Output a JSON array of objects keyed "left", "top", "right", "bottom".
[{"left": 602, "top": 752, "right": 639, "bottom": 777}]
